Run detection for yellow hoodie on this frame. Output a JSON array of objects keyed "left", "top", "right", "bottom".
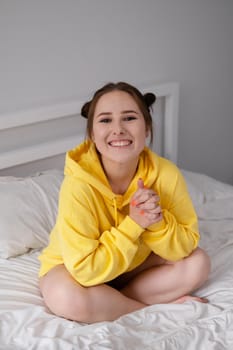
[{"left": 38, "top": 140, "right": 199, "bottom": 286}]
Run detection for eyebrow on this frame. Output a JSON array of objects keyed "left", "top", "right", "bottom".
[
  {"left": 96, "top": 112, "right": 112, "bottom": 118},
  {"left": 96, "top": 110, "right": 139, "bottom": 118},
  {"left": 122, "top": 110, "right": 139, "bottom": 115}
]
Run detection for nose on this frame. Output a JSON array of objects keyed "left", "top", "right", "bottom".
[{"left": 112, "top": 120, "right": 125, "bottom": 135}]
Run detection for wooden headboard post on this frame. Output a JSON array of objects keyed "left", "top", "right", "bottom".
[{"left": 143, "top": 82, "right": 179, "bottom": 163}]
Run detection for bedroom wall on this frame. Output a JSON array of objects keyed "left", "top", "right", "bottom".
[{"left": 1, "top": 0, "right": 233, "bottom": 184}]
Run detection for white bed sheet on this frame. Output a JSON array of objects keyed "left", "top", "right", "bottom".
[{"left": 1, "top": 171, "right": 233, "bottom": 350}]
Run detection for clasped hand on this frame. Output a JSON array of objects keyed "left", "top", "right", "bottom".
[{"left": 129, "top": 178, "right": 162, "bottom": 228}]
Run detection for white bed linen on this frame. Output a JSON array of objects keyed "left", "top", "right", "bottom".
[{"left": 0, "top": 171, "right": 233, "bottom": 350}]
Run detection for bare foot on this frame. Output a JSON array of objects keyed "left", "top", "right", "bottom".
[{"left": 172, "top": 295, "right": 208, "bottom": 304}]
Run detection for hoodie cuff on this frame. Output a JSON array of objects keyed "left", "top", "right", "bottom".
[
  {"left": 117, "top": 215, "right": 145, "bottom": 241},
  {"left": 147, "top": 218, "right": 166, "bottom": 232}
]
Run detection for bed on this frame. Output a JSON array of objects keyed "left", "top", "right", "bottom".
[{"left": 0, "top": 83, "right": 233, "bottom": 350}]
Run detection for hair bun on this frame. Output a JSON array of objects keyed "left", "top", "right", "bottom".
[
  {"left": 81, "top": 101, "right": 90, "bottom": 119},
  {"left": 143, "top": 92, "right": 156, "bottom": 108}
]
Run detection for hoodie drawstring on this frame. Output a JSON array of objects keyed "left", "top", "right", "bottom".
[{"left": 113, "top": 197, "right": 118, "bottom": 227}]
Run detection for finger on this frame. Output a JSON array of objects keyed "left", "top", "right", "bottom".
[
  {"left": 138, "top": 202, "right": 161, "bottom": 210},
  {"left": 130, "top": 199, "right": 138, "bottom": 207},
  {"left": 138, "top": 207, "right": 162, "bottom": 217},
  {"left": 135, "top": 191, "right": 158, "bottom": 206},
  {"left": 147, "top": 206, "right": 162, "bottom": 214},
  {"left": 137, "top": 178, "right": 144, "bottom": 189},
  {"left": 144, "top": 212, "right": 163, "bottom": 222},
  {"left": 145, "top": 195, "right": 160, "bottom": 204}
]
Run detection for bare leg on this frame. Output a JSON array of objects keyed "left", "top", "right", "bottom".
[
  {"left": 39, "top": 248, "right": 210, "bottom": 323},
  {"left": 121, "top": 248, "right": 210, "bottom": 305},
  {"left": 39, "top": 265, "right": 147, "bottom": 323}
]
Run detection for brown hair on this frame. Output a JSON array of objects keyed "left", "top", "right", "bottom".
[{"left": 81, "top": 82, "right": 156, "bottom": 145}]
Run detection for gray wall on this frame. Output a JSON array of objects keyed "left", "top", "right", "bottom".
[{"left": 1, "top": 0, "right": 233, "bottom": 184}]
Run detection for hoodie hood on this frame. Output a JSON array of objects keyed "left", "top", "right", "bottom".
[{"left": 65, "top": 139, "right": 159, "bottom": 209}]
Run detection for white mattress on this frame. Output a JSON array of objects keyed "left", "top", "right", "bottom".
[{"left": 1, "top": 170, "right": 233, "bottom": 349}]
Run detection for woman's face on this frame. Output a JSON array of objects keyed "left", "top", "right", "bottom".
[{"left": 92, "top": 90, "right": 148, "bottom": 168}]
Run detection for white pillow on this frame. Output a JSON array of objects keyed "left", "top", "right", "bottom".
[
  {"left": 181, "top": 170, "right": 205, "bottom": 206},
  {"left": 0, "top": 169, "right": 63, "bottom": 258},
  {"left": 182, "top": 169, "right": 233, "bottom": 205}
]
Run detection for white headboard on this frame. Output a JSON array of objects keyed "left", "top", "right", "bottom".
[{"left": 0, "top": 82, "right": 179, "bottom": 176}]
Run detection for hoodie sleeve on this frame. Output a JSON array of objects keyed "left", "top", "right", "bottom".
[
  {"left": 142, "top": 166, "right": 200, "bottom": 261},
  {"left": 57, "top": 178, "right": 145, "bottom": 287}
]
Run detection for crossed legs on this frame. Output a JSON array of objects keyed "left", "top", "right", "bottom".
[{"left": 39, "top": 247, "right": 210, "bottom": 323}]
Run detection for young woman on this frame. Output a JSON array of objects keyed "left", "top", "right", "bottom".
[{"left": 39, "top": 82, "right": 210, "bottom": 323}]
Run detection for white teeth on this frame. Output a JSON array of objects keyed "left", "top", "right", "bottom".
[{"left": 109, "top": 140, "right": 131, "bottom": 147}]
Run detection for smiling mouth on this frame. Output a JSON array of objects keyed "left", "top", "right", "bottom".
[{"left": 108, "top": 140, "right": 132, "bottom": 147}]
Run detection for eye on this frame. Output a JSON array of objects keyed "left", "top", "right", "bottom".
[
  {"left": 99, "top": 118, "right": 112, "bottom": 123},
  {"left": 123, "top": 115, "right": 137, "bottom": 121}
]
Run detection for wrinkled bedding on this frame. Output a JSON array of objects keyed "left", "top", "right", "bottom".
[{"left": 0, "top": 170, "right": 233, "bottom": 350}]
